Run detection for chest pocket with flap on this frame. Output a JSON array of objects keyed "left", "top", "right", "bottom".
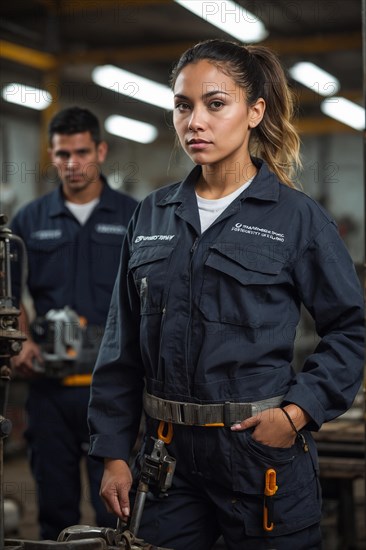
[
  {"left": 199, "top": 242, "right": 287, "bottom": 327},
  {"left": 27, "top": 235, "right": 70, "bottom": 290}
]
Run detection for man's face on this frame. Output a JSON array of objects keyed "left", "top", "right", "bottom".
[{"left": 49, "top": 131, "right": 107, "bottom": 194}]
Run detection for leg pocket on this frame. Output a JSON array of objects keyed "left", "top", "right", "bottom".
[{"left": 231, "top": 430, "right": 322, "bottom": 536}]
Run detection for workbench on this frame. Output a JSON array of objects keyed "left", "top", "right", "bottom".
[{"left": 313, "top": 417, "right": 365, "bottom": 549}]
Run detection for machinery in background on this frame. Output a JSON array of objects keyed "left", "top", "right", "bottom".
[
  {"left": 0, "top": 214, "right": 27, "bottom": 546},
  {"left": 31, "top": 306, "right": 84, "bottom": 377}
]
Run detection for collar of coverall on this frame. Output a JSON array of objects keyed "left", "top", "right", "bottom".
[
  {"left": 48, "top": 174, "right": 117, "bottom": 217},
  {"left": 157, "top": 158, "right": 281, "bottom": 207}
]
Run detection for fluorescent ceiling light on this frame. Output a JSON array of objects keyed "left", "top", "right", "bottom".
[
  {"left": 2, "top": 82, "right": 52, "bottom": 110},
  {"left": 105, "top": 115, "right": 158, "bottom": 144},
  {"left": 289, "top": 62, "right": 340, "bottom": 97},
  {"left": 320, "top": 97, "right": 365, "bottom": 131},
  {"left": 92, "top": 65, "right": 173, "bottom": 110},
  {"left": 174, "top": 0, "right": 268, "bottom": 43}
]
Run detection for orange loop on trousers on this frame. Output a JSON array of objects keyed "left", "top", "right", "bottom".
[{"left": 264, "top": 468, "right": 278, "bottom": 496}]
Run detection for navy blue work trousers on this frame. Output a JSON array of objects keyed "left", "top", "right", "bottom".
[
  {"left": 25, "top": 382, "right": 115, "bottom": 540},
  {"left": 131, "top": 420, "right": 323, "bottom": 550}
]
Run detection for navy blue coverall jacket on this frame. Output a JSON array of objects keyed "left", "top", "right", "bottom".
[{"left": 88, "top": 160, "right": 364, "bottom": 545}]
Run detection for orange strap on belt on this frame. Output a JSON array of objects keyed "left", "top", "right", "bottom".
[
  {"left": 62, "top": 374, "right": 92, "bottom": 386},
  {"left": 158, "top": 421, "right": 173, "bottom": 444}
]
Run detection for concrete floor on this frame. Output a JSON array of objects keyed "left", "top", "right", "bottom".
[{"left": 3, "top": 452, "right": 365, "bottom": 549}]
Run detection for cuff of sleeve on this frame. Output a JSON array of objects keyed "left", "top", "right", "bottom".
[
  {"left": 89, "top": 434, "right": 131, "bottom": 463},
  {"left": 282, "top": 385, "right": 325, "bottom": 431}
]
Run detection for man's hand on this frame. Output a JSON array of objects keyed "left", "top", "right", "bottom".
[
  {"left": 230, "top": 405, "right": 310, "bottom": 448},
  {"left": 11, "top": 339, "right": 43, "bottom": 377},
  {"left": 100, "top": 459, "right": 133, "bottom": 521}
]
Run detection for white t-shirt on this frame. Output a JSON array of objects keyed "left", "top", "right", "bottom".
[
  {"left": 196, "top": 177, "right": 254, "bottom": 233},
  {"left": 65, "top": 198, "right": 100, "bottom": 225}
]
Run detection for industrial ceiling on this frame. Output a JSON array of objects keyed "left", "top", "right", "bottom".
[{"left": 0, "top": 0, "right": 363, "bottom": 145}]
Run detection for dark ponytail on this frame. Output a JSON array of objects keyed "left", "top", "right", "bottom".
[{"left": 246, "top": 45, "right": 301, "bottom": 187}]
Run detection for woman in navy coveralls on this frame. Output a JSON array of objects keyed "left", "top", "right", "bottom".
[{"left": 88, "top": 40, "right": 364, "bottom": 549}]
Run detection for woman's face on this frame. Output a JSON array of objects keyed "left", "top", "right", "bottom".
[{"left": 173, "top": 59, "right": 264, "bottom": 170}]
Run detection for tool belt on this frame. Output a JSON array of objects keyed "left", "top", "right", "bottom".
[{"left": 143, "top": 391, "right": 285, "bottom": 427}]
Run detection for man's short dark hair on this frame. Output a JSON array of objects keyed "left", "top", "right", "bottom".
[{"left": 48, "top": 106, "right": 101, "bottom": 145}]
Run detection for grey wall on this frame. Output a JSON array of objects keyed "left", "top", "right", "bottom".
[
  {"left": 0, "top": 113, "right": 40, "bottom": 219},
  {"left": 301, "top": 134, "right": 364, "bottom": 264}
]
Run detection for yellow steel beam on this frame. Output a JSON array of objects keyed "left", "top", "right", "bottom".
[
  {"left": 295, "top": 117, "right": 360, "bottom": 134},
  {"left": 59, "top": 32, "right": 361, "bottom": 66},
  {"left": 59, "top": 42, "right": 190, "bottom": 65},
  {"left": 293, "top": 89, "right": 363, "bottom": 105},
  {"left": 264, "top": 33, "right": 361, "bottom": 55},
  {"left": 1, "top": 30, "right": 360, "bottom": 71},
  {"left": 0, "top": 40, "right": 57, "bottom": 71}
]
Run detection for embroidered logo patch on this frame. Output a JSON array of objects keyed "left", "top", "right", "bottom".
[
  {"left": 134, "top": 235, "right": 175, "bottom": 243},
  {"left": 231, "top": 223, "right": 285, "bottom": 242},
  {"left": 95, "top": 224, "right": 127, "bottom": 235},
  {"left": 31, "top": 229, "right": 62, "bottom": 240}
]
